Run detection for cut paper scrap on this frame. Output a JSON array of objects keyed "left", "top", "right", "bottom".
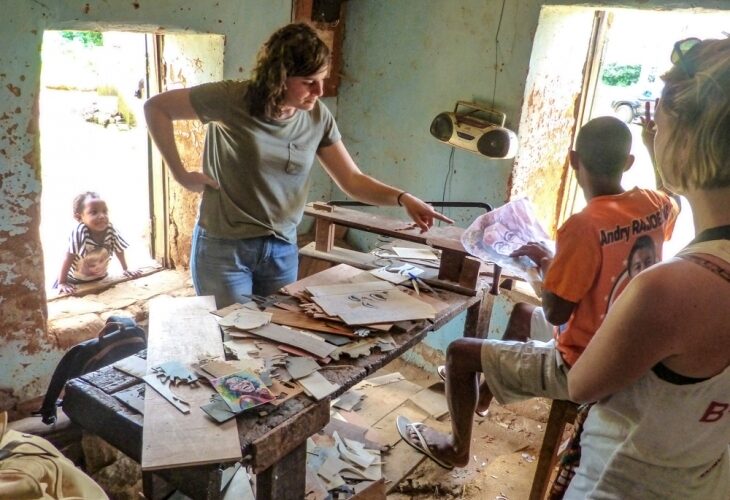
[
  {"left": 392, "top": 247, "right": 439, "bottom": 260},
  {"left": 218, "top": 309, "right": 272, "bottom": 330},
  {"left": 211, "top": 369, "right": 274, "bottom": 412}
]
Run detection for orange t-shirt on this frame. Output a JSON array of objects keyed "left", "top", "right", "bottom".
[{"left": 543, "top": 188, "right": 679, "bottom": 366}]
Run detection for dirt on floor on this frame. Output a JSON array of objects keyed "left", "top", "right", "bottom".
[{"left": 374, "top": 359, "right": 550, "bottom": 499}]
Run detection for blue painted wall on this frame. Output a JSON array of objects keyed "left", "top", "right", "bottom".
[{"left": 331, "top": 0, "right": 539, "bottom": 357}]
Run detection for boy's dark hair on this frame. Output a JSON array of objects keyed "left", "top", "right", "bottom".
[
  {"left": 246, "top": 22, "right": 330, "bottom": 118},
  {"left": 575, "top": 116, "right": 632, "bottom": 176},
  {"left": 72, "top": 191, "right": 100, "bottom": 216}
]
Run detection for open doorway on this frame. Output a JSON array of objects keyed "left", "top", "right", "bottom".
[
  {"left": 39, "top": 29, "right": 225, "bottom": 298},
  {"left": 516, "top": 6, "right": 730, "bottom": 259},
  {"left": 586, "top": 9, "right": 729, "bottom": 257},
  {"left": 39, "top": 30, "right": 155, "bottom": 294}
]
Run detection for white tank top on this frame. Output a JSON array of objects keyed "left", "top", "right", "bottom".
[{"left": 566, "top": 240, "right": 730, "bottom": 499}]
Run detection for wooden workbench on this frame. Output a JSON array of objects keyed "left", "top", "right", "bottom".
[{"left": 62, "top": 274, "right": 483, "bottom": 500}]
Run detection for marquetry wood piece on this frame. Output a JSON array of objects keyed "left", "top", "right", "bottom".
[
  {"left": 248, "top": 323, "right": 337, "bottom": 359},
  {"left": 265, "top": 307, "right": 356, "bottom": 337},
  {"left": 142, "top": 296, "right": 241, "bottom": 471}
]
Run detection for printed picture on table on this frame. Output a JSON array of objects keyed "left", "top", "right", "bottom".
[{"left": 212, "top": 370, "right": 274, "bottom": 412}]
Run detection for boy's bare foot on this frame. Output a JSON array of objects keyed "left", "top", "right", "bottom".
[{"left": 402, "top": 419, "right": 470, "bottom": 468}]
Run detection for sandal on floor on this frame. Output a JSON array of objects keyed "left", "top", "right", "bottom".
[
  {"left": 436, "top": 365, "right": 489, "bottom": 418},
  {"left": 395, "top": 415, "right": 454, "bottom": 470}
]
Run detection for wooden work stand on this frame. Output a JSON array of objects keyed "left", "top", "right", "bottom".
[
  {"left": 62, "top": 268, "right": 484, "bottom": 499},
  {"left": 304, "top": 202, "right": 484, "bottom": 294}
]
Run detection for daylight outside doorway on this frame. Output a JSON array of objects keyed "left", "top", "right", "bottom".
[
  {"left": 587, "top": 9, "right": 729, "bottom": 257},
  {"left": 39, "top": 30, "right": 156, "bottom": 294}
]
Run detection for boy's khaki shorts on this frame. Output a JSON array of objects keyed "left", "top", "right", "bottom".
[{"left": 480, "top": 338, "right": 570, "bottom": 405}]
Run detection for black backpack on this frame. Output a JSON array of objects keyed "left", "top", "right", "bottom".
[{"left": 38, "top": 315, "right": 146, "bottom": 424}]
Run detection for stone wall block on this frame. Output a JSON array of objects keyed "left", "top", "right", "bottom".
[{"left": 49, "top": 313, "right": 105, "bottom": 349}]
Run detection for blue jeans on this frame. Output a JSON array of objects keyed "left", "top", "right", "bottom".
[{"left": 190, "top": 225, "right": 299, "bottom": 308}]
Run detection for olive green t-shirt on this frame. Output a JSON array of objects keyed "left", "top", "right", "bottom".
[{"left": 189, "top": 80, "right": 341, "bottom": 243}]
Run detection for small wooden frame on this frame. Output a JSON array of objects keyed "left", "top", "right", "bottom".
[
  {"left": 312, "top": 202, "right": 336, "bottom": 252},
  {"left": 305, "top": 203, "right": 483, "bottom": 293}
]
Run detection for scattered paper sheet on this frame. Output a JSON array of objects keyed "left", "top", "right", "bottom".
[
  {"left": 392, "top": 247, "right": 439, "bottom": 260},
  {"left": 311, "top": 287, "right": 435, "bottom": 325}
]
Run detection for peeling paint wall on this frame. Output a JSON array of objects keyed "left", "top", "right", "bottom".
[
  {"left": 337, "top": 0, "right": 534, "bottom": 232},
  {"left": 511, "top": 7, "right": 597, "bottom": 235},
  {"left": 0, "top": 0, "right": 291, "bottom": 407}
]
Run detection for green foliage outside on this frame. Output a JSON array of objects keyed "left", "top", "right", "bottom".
[
  {"left": 116, "top": 95, "right": 137, "bottom": 127},
  {"left": 61, "top": 31, "right": 103, "bottom": 47},
  {"left": 601, "top": 63, "right": 642, "bottom": 87}
]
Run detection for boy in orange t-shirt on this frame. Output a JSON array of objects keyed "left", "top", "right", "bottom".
[{"left": 396, "top": 116, "right": 680, "bottom": 469}]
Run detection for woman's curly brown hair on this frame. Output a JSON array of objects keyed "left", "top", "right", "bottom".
[{"left": 246, "top": 23, "right": 330, "bottom": 118}]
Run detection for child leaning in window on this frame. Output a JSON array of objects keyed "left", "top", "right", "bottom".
[{"left": 55, "top": 191, "right": 141, "bottom": 294}]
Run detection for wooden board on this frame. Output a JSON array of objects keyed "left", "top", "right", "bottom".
[
  {"left": 282, "top": 263, "right": 375, "bottom": 296},
  {"left": 304, "top": 204, "right": 467, "bottom": 250},
  {"left": 311, "top": 288, "right": 435, "bottom": 326},
  {"left": 265, "top": 308, "right": 356, "bottom": 337},
  {"left": 248, "top": 323, "right": 337, "bottom": 358},
  {"left": 142, "top": 296, "right": 241, "bottom": 471}
]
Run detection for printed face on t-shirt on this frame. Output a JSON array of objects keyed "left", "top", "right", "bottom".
[
  {"left": 76, "top": 247, "right": 111, "bottom": 279},
  {"left": 629, "top": 247, "right": 657, "bottom": 278}
]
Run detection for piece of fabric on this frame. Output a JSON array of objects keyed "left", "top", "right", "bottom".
[
  {"left": 65, "top": 223, "right": 128, "bottom": 282},
  {"left": 189, "top": 80, "right": 341, "bottom": 244},
  {"left": 479, "top": 339, "right": 570, "bottom": 405},
  {"left": 529, "top": 306, "right": 554, "bottom": 342},
  {"left": 544, "top": 188, "right": 679, "bottom": 366},
  {"left": 0, "top": 412, "right": 108, "bottom": 499},
  {"left": 190, "top": 225, "right": 299, "bottom": 308},
  {"left": 564, "top": 240, "right": 730, "bottom": 500}
]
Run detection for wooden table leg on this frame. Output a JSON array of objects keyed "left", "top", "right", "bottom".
[
  {"left": 463, "top": 299, "right": 482, "bottom": 338},
  {"left": 256, "top": 442, "right": 306, "bottom": 500}
]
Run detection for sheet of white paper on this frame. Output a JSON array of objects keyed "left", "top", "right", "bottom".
[{"left": 392, "top": 247, "right": 439, "bottom": 260}]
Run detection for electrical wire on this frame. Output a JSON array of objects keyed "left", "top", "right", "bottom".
[
  {"left": 438, "top": 146, "right": 456, "bottom": 225},
  {"left": 491, "top": 0, "right": 508, "bottom": 109}
]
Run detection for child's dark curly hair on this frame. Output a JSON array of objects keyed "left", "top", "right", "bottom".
[
  {"left": 72, "top": 191, "right": 101, "bottom": 218},
  {"left": 246, "top": 23, "right": 330, "bottom": 118}
]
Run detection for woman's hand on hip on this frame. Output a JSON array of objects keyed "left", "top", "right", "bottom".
[{"left": 175, "top": 170, "right": 220, "bottom": 193}]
